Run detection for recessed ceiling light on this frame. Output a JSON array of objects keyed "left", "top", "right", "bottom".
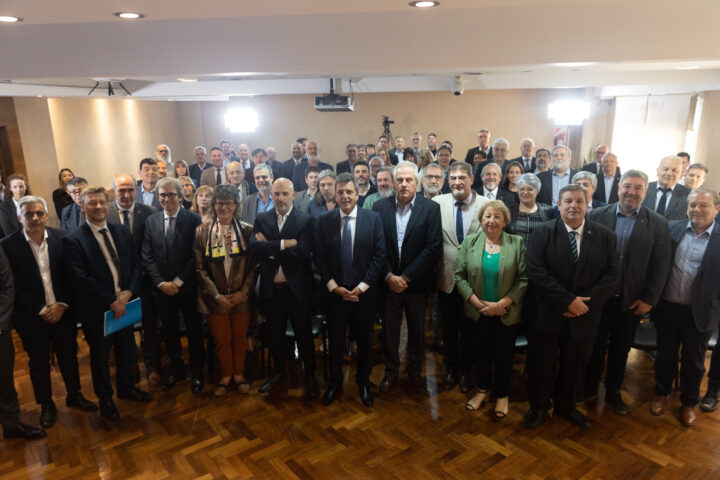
[
  {"left": 676, "top": 65, "right": 700, "bottom": 70},
  {"left": 409, "top": 1, "right": 439, "bottom": 7},
  {"left": 177, "top": 78, "right": 198, "bottom": 83},
  {"left": 0, "top": 16, "right": 21, "bottom": 23},
  {"left": 114, "top": 12, "right": 144, "bottom": 19}
]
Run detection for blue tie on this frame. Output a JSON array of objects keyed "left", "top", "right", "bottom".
[
  {"left": 569, "top": 231, "right": 578, "bottom": 263},
  {"left": 341, "top": 216, "right": 353, "bottom": 287},
  {"left": 656, "top": 188, "right": 670, "bottom": 215},
  {"left": 455, "top": 201, "right": 465, "bottom": 244},
  {"left": 122, "top": 210, "right": 130, "bottom": 231}
]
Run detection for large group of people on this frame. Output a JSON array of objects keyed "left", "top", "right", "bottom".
[{"left": 0, "top": 132, "right": 718, "bottom": 444}]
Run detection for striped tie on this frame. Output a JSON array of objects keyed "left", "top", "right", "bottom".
[{"left": 569, "top": 231, "right": 578, "bottom": 263}]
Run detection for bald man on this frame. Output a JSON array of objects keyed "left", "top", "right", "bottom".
[
  {"left": 250, "top": 178, "right": 318, "bottom": 398},
  {"left": 642, "top": 156, "right": 692, "bottom": 220}
]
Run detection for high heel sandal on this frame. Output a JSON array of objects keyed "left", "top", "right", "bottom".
[
  {"left": 465, "top": 390, "right": 489, "bottom": 411},
  {"left": 495, "top": 397, "right": 509, "bottom": 418}
]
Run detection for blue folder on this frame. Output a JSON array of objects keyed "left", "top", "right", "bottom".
[{"left": 104, "top": 298, "right": 142, "bottom": 336}]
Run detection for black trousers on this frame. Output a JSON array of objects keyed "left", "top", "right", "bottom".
[
  {"left": 583, "top": 296, "right": 642, "bottom": 395},
  {"left": 466, "top": 316, "right": 519, "bottom": 398},
  {"left": 654, "top": 299, "right": 712, "bottom": 407},
  {"left": 328, "top": 288, "right": 377, "bottom": 388},
  {"left": 526, "top": 321, "right": 593, "bottom": 414},
  {"left": 0, "top": 330, "right": 20, "bottom": 427},
  {"left": 707, "top": 338, "right": 720, "bottom": 392},
  {"left": 140, "top": 275, "right": 160, "bottom": 371},
  {"left": 156, "top": 292, "right": 205, "bottom": 377},
  {"left": 16, "top": 314, "right": 81, "bottom": 404},
  {"left": 265, "top": 285, "right": 315, "bottom": 376},
  {"left": 82, "top": 318, "right": 136, "bottom": 401},
  {"left": 382, "top": 291, "right": 427, "bottom": 377},
  {"left": 437, "top": 288, "right": 474, "bottom": 373}
]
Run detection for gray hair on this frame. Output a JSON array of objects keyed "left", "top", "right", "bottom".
[
  {"left": 374, "top": 165, "right": 395, "bottom": 180},
  {"left": 211, "top": 184, "right": 241, "bottom": 220},
  {"left": 17, "top": 195, "right": 48, "bottom": 215},
  {"left": 559, "top": 183, "right": 588, "bottom": 202},
  {"left": 689, "top": 186, "right": 720, "bottom": 206},
  {"left": 572, "top": 171, "right": 597, "bottom": 189},
  {"left": 317, "top": 169, "right": 337, "bottom": 184},
  {"left": 156, "top": 177, "right": 183, "bottom": 196},
  {"left": 521, "top": 137, "right": 535, "bottom": 146},
  {"left": 253, "top": 163, "right": 273, "bottom": 178},
  {"left": 394, "top": 161, "right": 420, "bottom": 183},
  {"left": 493, "top": 138, "right": 509, "bottom": 149},
  {"left": 193, "top": 145, "right": 207, "bottom": 154},
  {"left": 516, "top": 173, "right": 541, "bottom": 192},
  {"left": 619, "top": 169, "right": 649, "bottom": 187},
  {"left": 551, "top": 144, "right": 573, "bottom": 157},
  {"left": 423, "top": 163, "right": 446, "bottom": 180},
  {"left": 481, "top": 162, "right": 502, "bottom": 177}
]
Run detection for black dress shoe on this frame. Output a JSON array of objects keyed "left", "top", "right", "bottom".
[
  {"left": 561, "top": 409, "right": 591, "bottom": 429},
  {"left": 66, "top": 393, "right": 98, "bottom": 412},
  {"left": 117, "top": 387, "right": 153, "bottom": 403},
  {"left": 378, "top": 374, "right": 398, "bottom": 394},
  {"left": 408, "top": 374, "right": 426, "bottom": 393},
  {"left": 700, "top": 389, "right": 720, "bottom": 412},
  {"left": 359, "top": 385, "right": 374, "bottom": 407},
  {"left": 442, "top": 369, "right": 458, "bottom": 390},
  {"left": 433, "top": 338, "right": 444, "bottom": 353},
  {"left": 605, "top": 390, "right": 628, "bottom": 415},
  {"left": 322, "top": 386, "right": 341, "bottom": 405},
  {"left": 160, "top": 373, "right": 187, "bottom": 391},
  {"left": 305, "top": 375, "right": 320, "bottom": 398},
  {"left": 39, "top": 401, "right": 57, "bottom": 429},
  {"left": 258, "top": 373, "right": 286, "bottom": 394},
  {"left": 459, "top": 373, "right": 474, "bottom": 394},
  {"left": 99, "top": 399, "right": 120, "bottom": 420},
  {"left": 524, "top": 409, "right": 546, "bottom": 429},
  {"left": 191, "top": 376, "right": 204, "bottom": 394},
  {"left": 3, "top": 422, "right": 47, "bottom": 440}
]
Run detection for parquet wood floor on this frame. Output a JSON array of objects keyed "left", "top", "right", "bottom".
[{"left": 2, "top": 326, "right": 720, "bottom": 479}]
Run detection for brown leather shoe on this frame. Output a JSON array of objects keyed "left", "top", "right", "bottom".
[
  {"left": 681, "top": 405, "right": 697, "bottom": 427},
  {"left": 147, "top": 369, "right": 162, "bottom": 387},
  {"left": 650, "top": 395, "right": 669, "bottom": 416}
]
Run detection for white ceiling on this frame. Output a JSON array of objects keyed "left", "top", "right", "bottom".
[{"left": 1, "top": 0, "right": 719, "bottom": 99}]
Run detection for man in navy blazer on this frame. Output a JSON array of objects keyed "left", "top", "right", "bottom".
[
  {"left": 535, "top": 146, "right": 578, "bottom": 207},
  {"left": 1, "top": 196, "right": 97, "bottom": 429},
  {"left": 291, "top": 141, "right": 333, "bottom": 192},
  {"left": 373, "top": 162, "right": 441, "bottom": 394},
  {"left": 142, "top": 177, "right": 204, "bottom": 393},
  {"left": 60, "top": 177, "right": 88, "bottom": 231},
  {"left": 650, "top": 187, "right": 720, "bottom": 427},
  {"left": 189, "top": 146, "right": 212, "bottom": 186},
  {"left": 251, "top": 178, "right": 318, "bottom": 398},
  {"left": 592, "top": 152, "right": 621, "bottom": 205},
  {"left": 315, "top": 173, "right": 386, "bottom": 407},
  {"left": 63, "top": 186, "right": 149, "bottom": 421}
]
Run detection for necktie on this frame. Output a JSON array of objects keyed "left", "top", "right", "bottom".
[
  {"left": 216, "top": 168, "right": 222, "bottom": 186},
  {"left": 487, "top": 190, "right": 495, "bottom": 200},
  {"left": 166, "top": 216, "right": 175, "bottom": 253},
  {"left": 656, "top": 188, "right": 670, "bottom": 215},
  {"left": 569, "top": 231, "right": 579, "bottom": 263},
  {"left": 99, "top": 228, "right": 123, "bottom": 285},
  {"left": 341, "top": 216, "right": 353, "bottom": 287},
  {"left": 455, "top": 201, "right": 465, "bottom": 244},
  {"left": 122, "top": 210, "right": 130, "bottom": 231},
  {"left": 525, "top": 159, "right": 531, "bottom": 171}
]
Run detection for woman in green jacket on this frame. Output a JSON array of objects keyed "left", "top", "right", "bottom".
[{"left": 455, "top": 200, "right": 528, "bottom": 418}]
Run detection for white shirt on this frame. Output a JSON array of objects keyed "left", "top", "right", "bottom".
[
  {"left": 23, "top": 229, "right": 65, "bottom": 313},
  {"left": 603, "top": 174, "right": 615, "bottom": 203},
  {"left": 564, "top": 220, "right": 585, "bottom": 257},
  {"left": 454, "top": 192, "right": 477, "bottom": 240},
  {"left": 395, "top": 195, "right": 416, "bottom": 258},
  {"left": 483, "top": 186, "right": 498, "bottom": 200},
  {"left": 162, "top": 209, "right": 184, "bottom": 287},
  {"left": 117, "top": 202, "right": 134, "bottom": 232},
  {"left": 327, "top": 205, "right": 369, "bottom": 293},
  {"left": 87, "top": 222, "right": 122, "bottom": 293},
  {"left": 273, "top": 205, "right": 293, "bottom": 283},
  {"left": 654, "top": 183, "right": 678, "bottom": 211}
]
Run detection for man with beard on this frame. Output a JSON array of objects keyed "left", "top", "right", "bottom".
[
  {"left": 241, "top": 164, "right": 274, "bottom": 226},
  {"left": 220, "top": 140, "right": 238, "bottom": 166},
  {"left": 534, "top": 148, "right": 551, "bottom": 173},
  {"left": 464, "top": 129, "right": 493, "bottom": 166},
  {"left": 642, "top": 155, "right": 691, "bottom": 221},
  {"left": 536, "top": 145, "right": 578, "bottom": 207},
  {"left": 307, "top": 170, "right": 338, "bottom": 218},
  {"left": 427, "top": 133, "right": 438, "bottom": 157},
  {"left": 293, "top": 166, "right": 320, "bottom": 213},
  {"left": 422, "top": 164, "right": 444, "bottom": 199},
  {"left": 227, "top": 161, "right": 257, "bottom": 206},
  {"left": 291, "top": 141, "right": 333, "bottom": 192},
  {"left": 362, "top": 166, "right": 395, "bottom": 211},
  {"left": 156, "top": 144, "right": 173, "bottom": 169},
  {"left": 336, "top": 144, "right": 359, "bottom": 174},
  {"left": 433, "top": 163, "right": 489, "bottom": 392},
  {"left": 281, "top": 142, "right": 305, "bottom": 181},
  {"left": 353, "top": 161, "right": 376, "bottom": 207}
]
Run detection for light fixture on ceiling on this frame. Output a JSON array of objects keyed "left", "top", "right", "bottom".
[
  {"left": 114, "top": 12, "right": 144, "bottom": 19},
  {"left": 177, "top": 78, "right": 198, "bottom": 83},
  {"left": 409, "top": 1, "right": 439, "bottom": 7},
  {"left": 548, "top": 100, "right": 590, "bottom": 126},
  {"left": 676, "top": 65, "right": 700, "bottom": 70},
  {"left": 0, "top": 16, "right": 21, "bottom": 23}
]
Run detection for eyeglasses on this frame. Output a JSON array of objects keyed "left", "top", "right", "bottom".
[
  {"left": 158, "top": 193, "right": 178, "bottom": 199},
  {"left": 215, "top": 201, "right": 236, "bottom": 208}
]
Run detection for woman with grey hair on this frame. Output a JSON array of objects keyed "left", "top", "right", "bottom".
[
  {"left": 506, "top": 173, "right": 555, "bottom": 247},
  {"left": 193, "top": 184, "right": 257, "bottom": 397}
]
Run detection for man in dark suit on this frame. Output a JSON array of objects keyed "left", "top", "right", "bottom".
[
  {"left": 642, "top": 155, "right": 692, "bottom": 221},
  {"left": 336, "top": 143, "right": 359, "bottom": 174},
  {"left": 536, "top": 145, "right": 578, "bottom": 207},
  {"left": 650, "top": 187, "right": 720, "bottom": 427},
  {"left": 189, "top": 146, "right": 211, "bottom": 186},
  {"left": 291, "top": 141, "right": 333, "bottom": 192},
  {"left": 245, "top": 148, "right": 280, "bottom": 184},
  {"left": 60, "top": 177, "right": 88, "bottom": 231},
  {"left": 108, "top": 174, "right": 161, "bottom": 385},
  {"left": 63, "top": 186, "right": 150, "bottom": 420},
  {"left": 572, "top": 172, "right": 606, "bottom": 212},
  {"left": 593, "top": 152, "right": 621, "bottom": 204},
  {"left": 353, "top": 161, "right": 377, "bottom": 208},
  {"left": 373, "top": 162, "right": 441, "bottom": 393},
  {"left": 525, "top": 184, "right": 620, "bottom": 429},
  {"left": 142, "top": 177, "right": 204, "bottom": 393},
  {"left": 0, "top": 247, "right": 46, "bottom": 440},
  {"left": 251, "top": 178, "right": 319, "bottom": 397},
  {"left": 388, "top": 136, "right": 405, "bottom": 165},
  {"left": 281, "top": 142, "right": 305, "bottom": 180},
  {"left": 473, "top": 163, "right": 516, "bottom": 206},
  {"left": 241, "top": 164, "right": 274, "bottom": 226},
  {"left": 200, "top": 147, "right": 228, "bottom": 188},
  {"left": 137, "top": 158, "right": 162, "bottom": 210},
  {"left": 580, "top": 144, "right": 609, "bottom": 175},
  {"left": 1, "top": 196, "right": 98, "bottom": 429},
  {"left": 464, "top": 129, "right": 493, "bottom": 166},
  {"left": 580, "top": 170, "right": 671, "bottom": 414},
  {"left": 506, "top": 137, "right": 536, "bottom": 173},
  {"left": 315, "top": 173, "right": 386, "bottom": 407},
  {"left": 227, "top": 161, "right": 258, "bottom": 207}
]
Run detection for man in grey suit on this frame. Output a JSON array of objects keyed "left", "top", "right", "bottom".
[
  {"left": 241, "top": 164, "right": 274, "bottom": 226},
  {"left": 642, "top": 155, "right": 691, "bottom": 221},
  {"left": 108, "top": 174, "right": 161, "bottom": 386},
  {"left": 199, "top": 147, "right": 227, "bottom": 188},
  {"left": 293, "top": 166, "right": 320, "bottom": 213}
]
